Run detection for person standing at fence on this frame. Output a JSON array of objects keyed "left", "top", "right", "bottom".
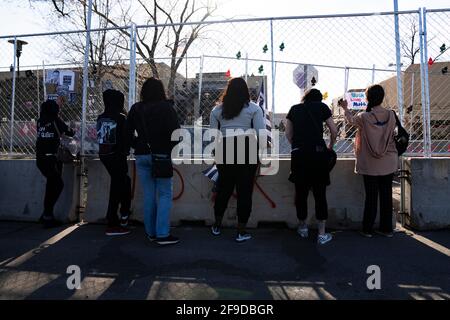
[
  {"left": 127, "top": 78, "right": 180, "bottom": 246},
  {"left": 209, "top": 77, "right": 266, "bottom": 243},
  {"left": 97, "top": 89, "right": 132, "bottom": 236},
  {"left": 339, "top": 84, "right": 397, "bottom": 238},
  {"left": 36, "top": 99, "right": 75, "bottom": 228},
  {"left": 285, "top": 89, "right": 338, "bottom": 245}
]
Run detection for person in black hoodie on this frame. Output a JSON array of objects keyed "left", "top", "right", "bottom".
[
  {"left": 36, "top": 99, "right": 75, "bottom": 228},
  {"left": 97, "top": 89, "right": 132, "bottom": 236},
  {"left": 127, "top": 78, "right": 180, "bottom": 245}
]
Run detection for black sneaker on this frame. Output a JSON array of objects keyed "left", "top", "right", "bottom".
[
  {"left": 156, "top": 235, "right": 180, "bottom": 245},
  {"left": 105, "top": 227, "right": 131, "bottom": 236},
  {"left": 375, "top": 230, "right": 394, "bottom": 238},
  {"left": 147, "top": 235, "right": 157, "bottom": 242},
  {"left": 120, "top": 214, "right": 130, "bottom": 227},
  {"left": 359, "top": 231, "right": 373, "bottom": 238}
]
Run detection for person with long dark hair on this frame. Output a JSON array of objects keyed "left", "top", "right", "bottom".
[
  {"left": 97, "top": 89, "right": 132, "bottom": 236},
  {"left": 127, "top": 78, "right": 180, "bottom": 245},
  {"left": 285, "top": 89, "right": 338, "bottom": 245},
  {"left": 209, "top": 77, "right": 266, "bottom": 242},
  {"left": 36, "top": 99, "right": 75, "bottom": 228},
  {"left": 339, "top": 84, "right": 397, "bottom": 237}
]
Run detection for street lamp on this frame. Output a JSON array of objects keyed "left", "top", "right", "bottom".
[{"left": 8, "top": 39, "right": 28, "bottom": 77}]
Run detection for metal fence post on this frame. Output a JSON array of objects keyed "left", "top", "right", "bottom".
[
  {"left": 9, "top": 37, "right": 17, "bottom": 156},
  {"left": 422, "top": 7, "right": 432, "bottom": 157},
  {"left": 193, "top": 55, "right": 205, "bottom": 163},
  {"left": 197, "top": 55, "right": 204, "bottom": 122},
  {"left": 36, "top": 67, "right": 40, "bottom": 116},
  {"left": 394, "top": 0, "right": 407, "bottom": 222},
  {"left": 270, "top": 19, "right": 276, "bottom": 117},
  {"left": 79, "top": 0, "right": 93, "bottom": 221},
  {"left": 128, "top": 23, "right": 137, "bottom": 111},
  {"left": 245, "top": 52, "right": 249, "bottom": 82},
  {"left": 42, "top": 61, "right": 47, "bottom": 99},
  {"left": 394, "top": 0, "right": 404, "bottom": 123},
  {"left": 371, "top": 64, "right": 376, "bottom": 84},
  {"left": 81, "top": 0, "right": 93, "bottom": 157},
  {"left": 419, "top": 8, "right": 429, "bottom": 157}
]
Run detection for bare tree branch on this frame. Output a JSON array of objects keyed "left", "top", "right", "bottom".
[{"left": 50, "top": 0, "right": 69, "bottom": 17}]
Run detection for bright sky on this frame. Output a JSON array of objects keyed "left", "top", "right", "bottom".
[
  {"left": 2, "top": 0, "right": 449, "bottom": 35},
  {"left": 219, "top": 0, "right": 449, "bottom": 19},
  {"left": 1, "top": 0, "right": 449, "bottom": 113}
]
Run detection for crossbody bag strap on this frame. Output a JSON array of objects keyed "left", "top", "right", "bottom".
[
  {"left": 135, "top": 103, "right": 153, "bottom": 153},
  {"left": 392, "top": 110, "right": 401, "bottom": 127},
  {"left": 53, "top": 121, "right": 61, "bottom": 139}
]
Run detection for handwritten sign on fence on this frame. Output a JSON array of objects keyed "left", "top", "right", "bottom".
[{"left": 345, "top": 91, "right": 367, "bottom": 111}]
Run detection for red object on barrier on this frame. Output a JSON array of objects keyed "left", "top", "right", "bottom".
[
  {"left": 172, "top": 167, "right": 184, "bottom": 201},
  {"left": 254, "top": 179, "right": 276, "bottom": 208},
  {"left": 130, "top": 162, "right": 184, "bottom": 202}
]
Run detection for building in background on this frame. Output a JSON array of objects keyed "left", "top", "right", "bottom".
[{"left": 380, "top": 61, "right": 450, "bottom": 141}]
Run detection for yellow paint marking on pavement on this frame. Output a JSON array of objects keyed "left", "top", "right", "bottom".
[
  {"left": 408, "top": 232, "right": 450, "bottom": 257},
  {"left": 4, "top": 223, "right": 86, "bottom": 268}
]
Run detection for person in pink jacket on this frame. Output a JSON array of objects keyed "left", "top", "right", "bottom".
[{"left": 339, "top": 85, "right": 398, "bottom": 238}]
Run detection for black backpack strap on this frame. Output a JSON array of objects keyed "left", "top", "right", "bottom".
[
  {"left": 392, "top": 111, "right": 401, "bottom": 127},
  {"left": 53, "top": 121, "right": 61, "bottom": 139}
]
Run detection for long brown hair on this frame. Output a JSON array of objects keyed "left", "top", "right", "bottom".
[
  {"left": 365, "top": 84, "right": 385, "bottom": 112},
  {"left": 220, "top": 77, "right": 250, "bottom": 120},
  {"left": 140, "top": 77, "right": 167, "bottom": 103}
]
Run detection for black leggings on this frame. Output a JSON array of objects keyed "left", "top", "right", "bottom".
[
  {"left": 295, "top": 183, "right": 328, "bottom": 221},
  {"left": 36, "top": 156, "right": 64, "bottom": 217},
  {"left": 214, "top": 164, "right": 258, "bottom": 225},
  {"left": 100, "top": 154, "right": 132, "bottom": 227},
  {"left": 362, "top": 174, "right": 394, "bottom": 233}
]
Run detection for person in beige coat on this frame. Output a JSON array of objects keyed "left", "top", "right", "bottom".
[{"left": 339, "top": 85, "right": 398, "bottom": 238}]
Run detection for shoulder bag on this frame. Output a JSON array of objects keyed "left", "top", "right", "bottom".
[
  {"left": 392, "top": 111, "right": 409, "bottom": 156},
  {"left": 136, "top": 104, "right": 173, "bottom": 178},
  {"left": 54, "top": 122, "right": 76, "bottom": 163}
]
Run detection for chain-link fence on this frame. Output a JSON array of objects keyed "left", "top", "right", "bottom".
[{"left": 0, "top": 7, "right": 448, "bottom": 158}]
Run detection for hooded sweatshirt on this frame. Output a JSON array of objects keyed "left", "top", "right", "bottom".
[
  {"left": 349, "top": 106, "right": 398, "bottom": 176},
  {"left": 96, "top": 89, "right": 130, "bottom": 156},
  {"left": 36, "top": 100, "right": 75, "bottom": 157}
]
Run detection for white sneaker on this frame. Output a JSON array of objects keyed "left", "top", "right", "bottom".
[
  {"left": 317, "top": 233, "right": 333, "bottom": 245},
  {"left": 235, "top": 233, "right": 252, "bottom": 243},
  {"left": 297, "top": 226, "right": 309, "bottom": 238},
  {"left": 211, "top": 225, "right": 221, "bottom": 236}
]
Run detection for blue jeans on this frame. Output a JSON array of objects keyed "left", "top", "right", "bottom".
[{"left": 135, "top": 155, "right": 173, "bottom": 238}]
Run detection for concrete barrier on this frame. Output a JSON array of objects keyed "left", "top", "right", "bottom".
[
  {"left": 84, "top": 159, "right": 367, "bottom": 229},
  {"left": 0, "top": 160, "right": 79, "bottom": 222},
  {"left": 3, "top": 158, "right": 449, "bottom": 230},
  {"left": 83, "top": 159, "right": 216, "bottom": 225},
  {"left": 405, "top": 158, "right": 450, "bottom": 230}
]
